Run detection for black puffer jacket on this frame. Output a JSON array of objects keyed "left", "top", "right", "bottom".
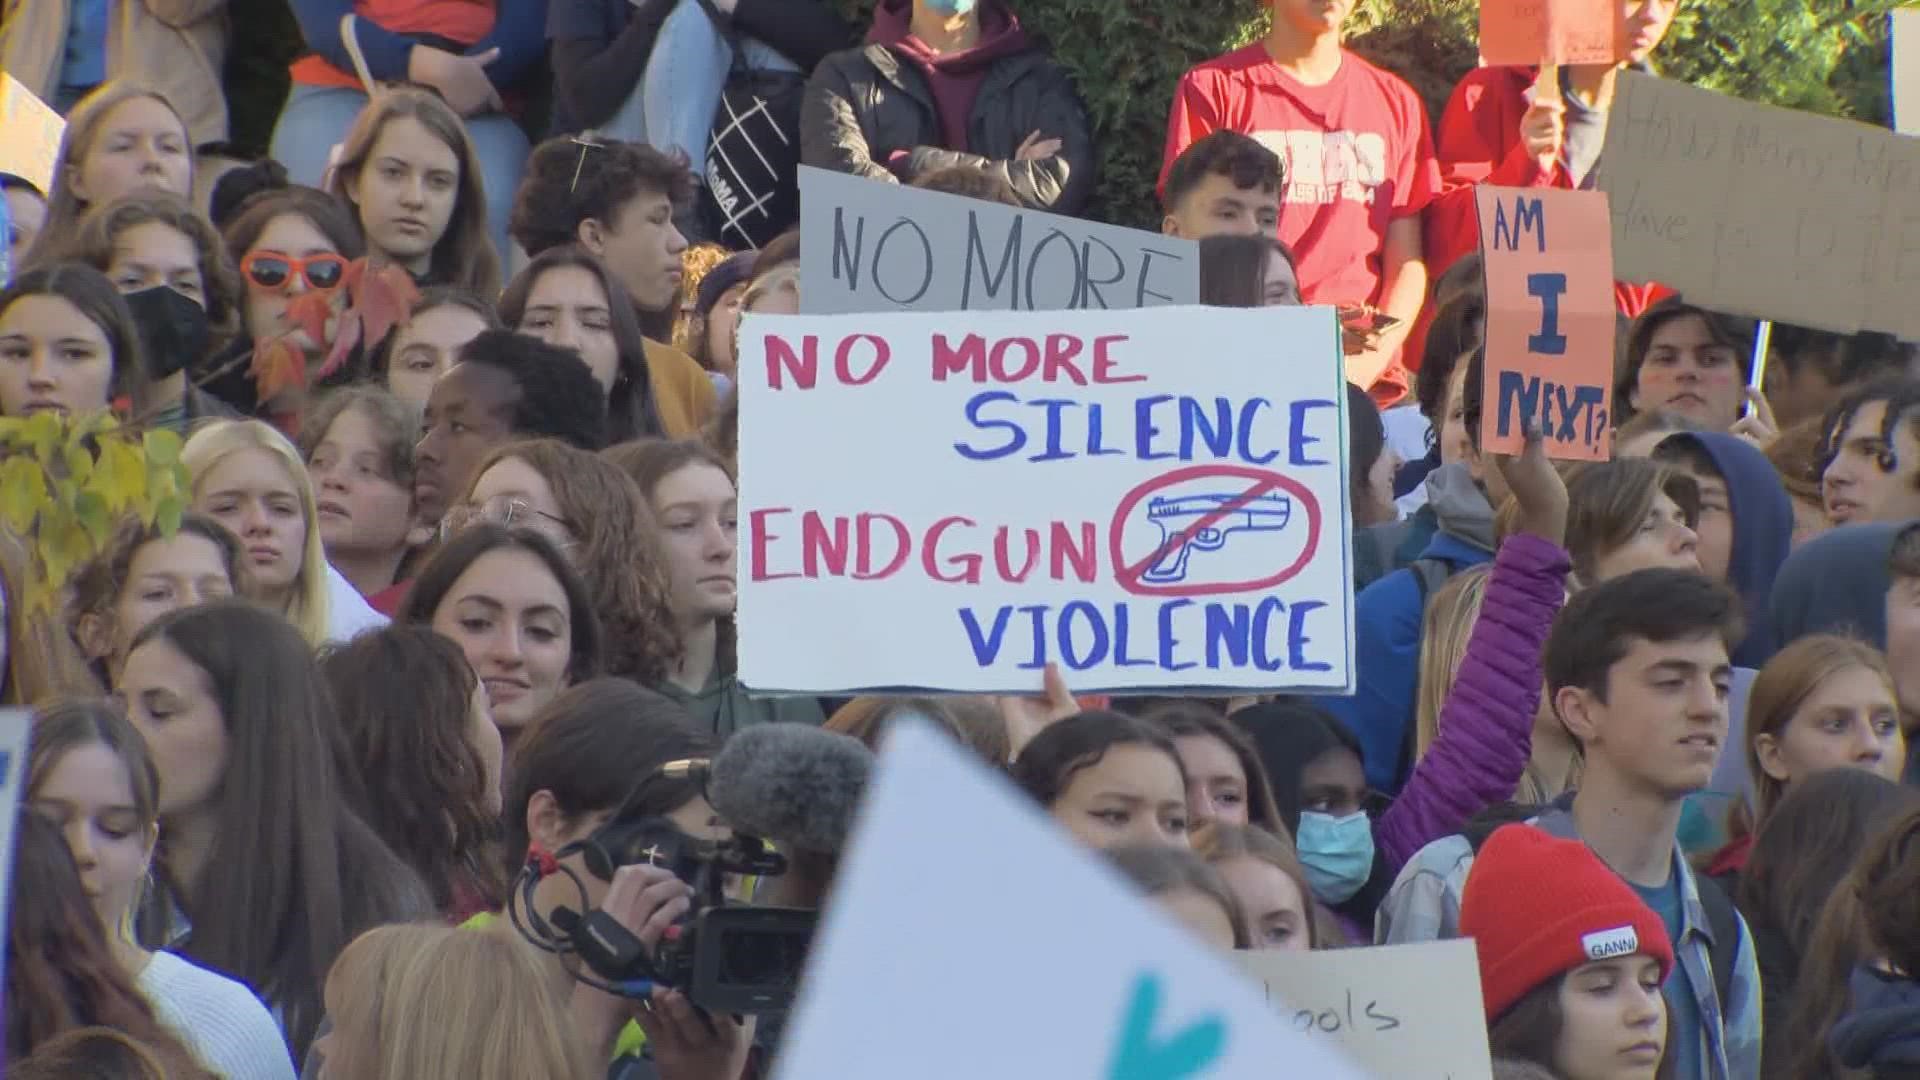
[{"left": 800, "top": 3, "right": 1095, "bottom": 216}]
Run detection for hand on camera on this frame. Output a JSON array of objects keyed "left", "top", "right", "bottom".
[{"left": 637, "top": 988, "right": 755, "bottom": 1080}]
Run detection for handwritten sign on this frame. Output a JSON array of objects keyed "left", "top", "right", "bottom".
[
  {"left": 1479, "top": 0, "right": 1618, "bottom": 67},
  {"left": 1238, "top": 941, "right": 1493, "bottom": 1080},
  {"left": 0, "top": 76, "right": 65, "bottom": 194},
  {"left": 1597, "top": 71, "right": 1920, "bottom": 341},
  {"left": 777, "top": 720, "right": 1372, "bottom": 1080},
  {"left": 736, "top": 306, "right": 1354, "bottom": 695},
  {"left": 1475, "top": 187, "right": 1615, "bottom": 460},
  {"left": 799, "top": 165, "right": 1200, "bottom": 315},
  {"left": 1897, "top": 8, "right": 1920, "bottom": 136}
]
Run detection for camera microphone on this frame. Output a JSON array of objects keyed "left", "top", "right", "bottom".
[{"left": 707, "top": 724, "right": 873, "bottom": 855}]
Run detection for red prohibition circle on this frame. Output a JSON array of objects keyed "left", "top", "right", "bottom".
[{"left": 1108, "top": 463, "right": 1323, "bottom": 598}]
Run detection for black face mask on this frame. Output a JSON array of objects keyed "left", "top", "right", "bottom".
[{"left": 122, "top": 285, "right": 211, "bottom": 382}]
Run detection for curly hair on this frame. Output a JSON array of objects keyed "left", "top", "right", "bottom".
[
  {"left": 509, "top": 137, "right": 696, "bottom": 262},
  {"left": 461, "top": 438, "right": 681, "bottom": 684},
  {"left": 48, "top": 190, "right": 243, "bottom": 355},
  {"left": 456, "top": 330, "right": 611, "bottom": 452},
  {"left": 318, "top": 626, "right": 505, "bottom": 915},
  {"left": 6, "top": 815, "right": 208, "bottom": 1075}
]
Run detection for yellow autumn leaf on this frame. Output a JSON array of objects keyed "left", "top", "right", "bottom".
[
  {"left": 0, "top": 455, "right": 46, "bottom": 534},
  {"left": 24, "top": 409, "right": 61, "bottom": 463},
  {"left": 142, "top": 428, "right": 183, "bottom": 467}
]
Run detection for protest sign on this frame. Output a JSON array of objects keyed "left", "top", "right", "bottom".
[
  {"left": 0, "top": 75, "right": 66, "bottom": 193},
  {"left": 1238, "top": 941, "right": 1494, "bottom": 1079},
  {"left": 798, "top": 165, "right": 1200, "bottom": 315},
  {"left": 777, "top": 720, "right": 1373, "bottom": 1080},
  {"left": 1897, "top": 8, "right": 1920, "bottom": 136},
  {"left": 1475, "top": 186, "right": 1615, "bottom": 460},
  {"left": 1597, "top": 71, "right": 1920, "bottom": 341},
  {"left": 1478, "top": 0, "right": 1617, "bottom": 67},
  {"left": 736, "top": 305, "right": 1354, "bottom": 695}
]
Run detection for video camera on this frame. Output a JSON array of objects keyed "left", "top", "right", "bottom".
[{"left": 512, "top": 798, "right": 817, "bottom": 1015}]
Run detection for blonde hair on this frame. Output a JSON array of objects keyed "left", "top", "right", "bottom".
[
  {"left": 181, "top": 420, "right": 331, "bottom": 645},
  {"left": 742, "top": 264, "right": 799, "bottom": 313},
  {"left": 1413, "top": 562, "right": 1578, "bottom": 805},
  {"left": 324, "top": 924, "right": 594, "bottom": 1080},
  {"left": 28, "top": 84, "right": 192, "bottom": 267},
  {"left": 1191, "top": 822, "right": 1327, "bottom": 949}
]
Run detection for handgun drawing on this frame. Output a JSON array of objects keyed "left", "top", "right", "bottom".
[{"left": 1142, "top": 493, "right": 1292, "bottom": 584}]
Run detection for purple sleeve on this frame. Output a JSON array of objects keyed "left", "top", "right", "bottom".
[{"left": 1374, "top": 532, "right": 1570, "bottom": 870}]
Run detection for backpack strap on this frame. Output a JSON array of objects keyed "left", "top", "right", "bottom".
[{"left": 1692, "top": 869, "right": 1740, "bottom": 1016}]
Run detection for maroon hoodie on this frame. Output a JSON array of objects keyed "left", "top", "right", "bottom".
[{"left": 866, "top": 0, "right": 1031, "bottom": 155}]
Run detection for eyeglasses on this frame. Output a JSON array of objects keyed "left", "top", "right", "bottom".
[
  {"left": 440, "top": 495, "right": 577, "bottom": 549},
  {"left": 241, "top": 250, "right": 348, "bottom": 293}
]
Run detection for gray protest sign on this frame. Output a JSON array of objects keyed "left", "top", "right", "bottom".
[{"left": 799, "top": 166, "right": 1199, "bottom": 316}]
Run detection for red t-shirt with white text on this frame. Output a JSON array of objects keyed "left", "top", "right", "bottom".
[{"left": 1161, "top": 45, "right": 1442, "bottom": 311}]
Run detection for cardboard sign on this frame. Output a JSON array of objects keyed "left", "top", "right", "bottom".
[
  {"left": 799, "top": 165, "right": 1200, "bottom": 315},
  {"left": 1479, "top": 0, "right": 1618, "bottom": 67},
  {"left": 1897, "top": 8, "right": 1920, "bottom": 136},
  {"left": 776, "top": 720, "right": 1373, "bottom": 1080},
  {"left": 1474, "top": 186, "right": 1616, "bottom": 460},
  {"left": 736, "top": 306, "right": 1354, "bottom": 695},
  {"left": 0, "top": 75, "right": 65, "bottom": 194},
  {"left": 1597, "top": 72, "right": 1920, "bottom": 341},
  {"left": 1238, "top": 941, "right": 1494, "bottom": 1079}
]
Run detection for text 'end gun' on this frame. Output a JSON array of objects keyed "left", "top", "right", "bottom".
[{"left": 1143, "top": 493, "right": 1292, "bottom": 584}]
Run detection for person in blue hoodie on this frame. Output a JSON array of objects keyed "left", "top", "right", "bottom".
[
  {"left": 1327, "top": 345, "right": 1505, "bottom": 794},
  {"left": 1651, "top": 431, "right": 1794, "bottom": 668}
]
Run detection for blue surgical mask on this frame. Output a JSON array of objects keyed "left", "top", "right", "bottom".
[
  {"left": 923, "top": 0, "right": 977, "bottom": 16},
  {"left": 1296, "top": 810, "right": 1374, "bottom": 904}
]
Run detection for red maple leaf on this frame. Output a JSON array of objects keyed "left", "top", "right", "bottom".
[
  {"left": 313, "top": 258, "right": 418, "bottom": 382},
  {"left": 250, "top": 336, "right": 307, "bottom": 403}
]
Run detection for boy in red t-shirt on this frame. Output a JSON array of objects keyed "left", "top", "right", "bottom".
[{"left": 1160, "top": 0, "right": 1440, "bottom": 402}]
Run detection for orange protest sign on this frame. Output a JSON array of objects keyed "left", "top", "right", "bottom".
[
  {"left": 1479, "top": 0, "right": 1619, "bottom": 68},
  {"left": 1475, "top": 186, "right": 1615, "bottom": 460},
  {"left": 0, "top": 75, "right": 65, "bottom": 193}
]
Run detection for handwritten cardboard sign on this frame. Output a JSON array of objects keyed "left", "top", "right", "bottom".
[
  {"left": 1475, "top": 186, "right": 1616, "bottom": 460},
  {"left": 1597, "top": 71, "right": 1920, "bottom": 341},
  {"left": 1897, "top": 8, "right": 1920, "bottom": 136},
  {"left": 799, "top": 165, "right": 1200, "bottom": 315},
  {"left": 1479, "top": 0, "right": 1618, "bottom": 67},
  {"left": 736, "top": 306, "right": 1354, "bottom": 695},
  {"left": 777, "top": 720, "right": 1372, "bottom": 1080},
  {"left": 0, "top": 76, "right": 65, "bottom": 194},
  {"left": 1238, "top": 941, "right": 1493, "bottom": 1079}
]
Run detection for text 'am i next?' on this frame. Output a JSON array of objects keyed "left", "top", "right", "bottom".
[{"left": 735, "top": 306, "right": 1356, "bottom": 695}]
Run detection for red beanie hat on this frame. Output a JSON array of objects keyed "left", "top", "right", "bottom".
[{"left": 1459, "top": 824, "right": 1675, "bottom": 1021}]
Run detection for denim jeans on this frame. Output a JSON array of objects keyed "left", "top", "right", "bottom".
[
  {"left": 270, "top": 82, "right": 528, "bottom": 268},
  {"left": 600, "top": 0, "right": 799, "bottom": 183}
]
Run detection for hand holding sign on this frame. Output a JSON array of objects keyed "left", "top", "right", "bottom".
[
  {"left": 1729, "top": 387, "right": 1780, "bottom": 451},
  {"left": 1521, "top": 68, "right": 1567, "bottom": 173},
  {"left": 1494, "top": 422, "right": 1570, "bottom": 544}
]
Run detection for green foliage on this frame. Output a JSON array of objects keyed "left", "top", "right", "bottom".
[
  {"left": 0, "top": 413, "right": 191, "bottom": 612},
  {"left": 839, "top": 0, "right": 1908, "bottom": 229}
]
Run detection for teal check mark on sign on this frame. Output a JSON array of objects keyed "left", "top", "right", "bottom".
[{"left": 1107, "top": 972, "right": 1227, "bottom": 1080}]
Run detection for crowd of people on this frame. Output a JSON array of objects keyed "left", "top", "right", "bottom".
[{"left": 0, "top": 0, "right": 1917, "bottom": 1077}]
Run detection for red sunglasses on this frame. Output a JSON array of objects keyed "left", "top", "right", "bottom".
[{"left": 241, "top": 250, "right": 348, "bottom": 293}]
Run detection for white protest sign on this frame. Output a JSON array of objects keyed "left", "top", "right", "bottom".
[
  {"left": 1238, "top": 941, "right": 1493, "bottom": 1079},
  {"left": 736, "top": 306, "right": 1354, "bottom": 695},
  {"left": 776, "top": 720, "right": 1374, "bottom": 1080},
  {"left": 799, "top": 165, "right": 1200, "bottom": 315},
  {"left": 0, "top": 709, "right": 34, "bottom": 1028},
  {"left": 1596, "top": 71, "right": 1920, "bottom": 340},
  {"left": 1898, "top": 8, "right": 1920, "bottom": 136}
]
